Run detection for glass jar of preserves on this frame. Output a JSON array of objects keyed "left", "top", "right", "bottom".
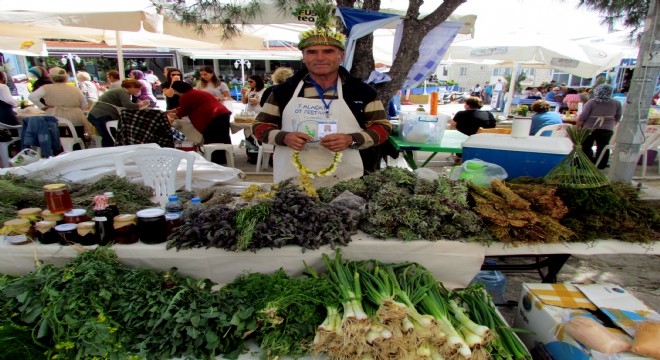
[
  {"left": 41, "top": 209, "right": 64, "bottom": 224},
  {"left": 165, "top": 213, "right": 181, "bottom": 237},
  {"left": 34, "top": 221, "right": 59, "bottom": 244},
  {"left": 17, "top": 207, "right": 42, "bottom": 223},
  {"left": 93, "top": 195, "right": 115, "bottom": 246},
  {"left": 54, "top": 223, "right": 78, "bottom": 245},
  {"left": 136, "top": 208, "right": 167, "bottom": 244},
  {"left": 76, "top": 221, "right": 98, "bottom": 246},
  {"left": 114, "top": 214, "right": 138, "bottom": 245},
  {"left": 64, "top": 209, "right": 89, "bottom": 224},
  {"left": 43, "top": 183, "right": 73, "bottom": 215},
  {"left": 2, "top": 218, "right": 33, "bottom": 245}
]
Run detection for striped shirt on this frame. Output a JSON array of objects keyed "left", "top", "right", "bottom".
[{"left": 253, "top": 73, "right": 390, "bottom": 150}]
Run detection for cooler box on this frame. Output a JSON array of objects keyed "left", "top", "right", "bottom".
[{"left": 461, "top": 134, "right": 573, "bottom": 179}]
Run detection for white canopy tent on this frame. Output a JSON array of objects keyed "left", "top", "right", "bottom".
[
  {"left": 0, "top": 36, "right": 48, "bottom": 57},
  {"left": 0, "top": 0, "right": 265, "bottom": 77},
  {"left": 441, "top": 34, "right": 626, "bottom": 114}
]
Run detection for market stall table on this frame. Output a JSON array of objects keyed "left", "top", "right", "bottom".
[{"left": 388, "top": 130, "right": 469, "bottom": 169}]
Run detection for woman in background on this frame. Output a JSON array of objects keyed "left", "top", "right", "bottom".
[
  {"left": 28, "top": 66, "right": 52, "bottom": 92},
  {"left": 28, "top": 67, "right": 88, "bottom": 137},
  {"left": 0, "top": 70, "right": 18, "bottom": 125},
  {"left": 577, "top": 84, "right": 622, "bottom": 169},
  {"left": 196, "top": 65, "right": 233, "bottom": 110},
  {"left": 530, "top": 100, "right": 562, "bottom": 136},
  {"left": 77, "top": 71, "right": 99, "bottom": 109},
  {"left": 260, "top": 67, "right": 293, "bottom": 107},
  {"left": 129, "top": 69, "right": 157, "bottom": 108},
  {"left": 105, "top": 70, "right": 122, "bottom": 90},
  {"left": 161, "top": 67, "right": 183, "bottom": 110},
  {"left": 241, "top": 74, "right": 265, "bottom": 113}
]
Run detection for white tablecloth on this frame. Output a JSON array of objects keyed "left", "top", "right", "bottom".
[
  {"left": 2, "top": 231, "right": 657, "bottom": 290},
  {"left": 0, "top": 231, "right": 485, "bottom": 289}
]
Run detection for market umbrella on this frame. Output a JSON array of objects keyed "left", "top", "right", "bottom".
[
  {"left": 443, "top": 34, "right": 625, "bottom": 113},
  {"left": 0, "top": 36, "right": 47, "bottom": 57}
]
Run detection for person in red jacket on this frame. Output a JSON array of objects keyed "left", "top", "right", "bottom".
[{"left": 167, "top": 81, "right": 232, "bottom": 164}]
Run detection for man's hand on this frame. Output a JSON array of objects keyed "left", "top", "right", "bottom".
[
  {"left": 284, "top": 132, "right": 314, "bottom": 151},
  {"left": 320, "top": 133, "right": 353, "bottom": 152}
]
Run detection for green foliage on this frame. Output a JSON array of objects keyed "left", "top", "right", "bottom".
[
  {"left": 557, "top": 183, "right": 660, "bottom": 242},
  {"left": 577, "top": 0, "right": 650, "bottom": 40}
]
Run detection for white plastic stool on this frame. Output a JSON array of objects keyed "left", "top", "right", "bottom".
[{"left": 202, "top": 143, "right": 235, "bottom": 168}]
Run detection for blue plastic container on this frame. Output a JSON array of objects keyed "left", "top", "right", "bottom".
[{"left": 470, "top": 260, "right": 507, "bottom": 304}]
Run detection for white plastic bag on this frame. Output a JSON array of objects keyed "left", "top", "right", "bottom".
[
  {"left": 449, "top": 159, "right": 508, "bottom": 187},
  {"left": 9, "top": 148, "right": 41, "bottom": 167}
]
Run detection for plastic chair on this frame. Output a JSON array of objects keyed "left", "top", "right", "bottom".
[
  {"left": 251, "top": 134, "right": 275, "bottom": 172},
  {"left": 56, "top": 117, "right": 85, "bottom": 152},
  {"left": 114, "top": 148, "right": 195, "bottom": 198},
  {"left": 476, "top": 128, "right": 511, "bottom": 134},
  {"left": 596, "top": 128, "right": 660, "bottom": 177},
  {"left": 202, "top": 143, "right": 235, "bottom": 168},
  {"left": 0, "top": 123, "right": 22, "bottom": 168},
  {"left": 106, "top": 120, "right": 119, "bottom": 143},
  {"left": 534, "top": 124, "right": 571, "bottom": 137}
]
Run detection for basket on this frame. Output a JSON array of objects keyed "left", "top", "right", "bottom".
[{"left": 234, "top": 116, "right": 255, "bottom": 124}]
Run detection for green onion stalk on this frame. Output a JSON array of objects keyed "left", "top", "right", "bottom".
[
  {"left": 454, "top": 286, "right": 531, "bottom": 360},
  {"left": 417, "top": 272, "right": 474, "bottom": 359},
  {"left": 316, "top": 251, "right": 372, "bottom": 359}
]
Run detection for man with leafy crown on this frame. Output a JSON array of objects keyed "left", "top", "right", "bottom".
[{"left": 252, "top": 9, "right": 390, "bottom": 188}]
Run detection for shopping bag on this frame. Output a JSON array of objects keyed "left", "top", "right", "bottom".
[{"left": 10, "top": 148, "right": 41, "bottom": 167}]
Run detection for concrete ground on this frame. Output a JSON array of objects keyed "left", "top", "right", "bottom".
[{"left": 213, "top": 100, "right": 660, "bottom": 324}]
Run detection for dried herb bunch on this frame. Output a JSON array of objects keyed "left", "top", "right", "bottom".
[
  {"left": 468, "top": 180, "right": 574, "bottom": 244},
  {"left": 320, "top": 167, "right": 489, "bottom": 241},
  {"left": 557, "top": 183, "right": 660, "bottom": 242}
]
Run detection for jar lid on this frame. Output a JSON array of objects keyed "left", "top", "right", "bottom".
[
  {"left": 136, "top": 208, "right": 166, "bottom": 218},
  {"left": 165, "top": 213, "right": 180, "bottom": 221},
  {"left": 77, "top": 221, "right": 95, "bottom": 229},
  {"left": 18, "top": 207, "right": 43, "bottom": 216},
  {"left": 55, "top": 223, "right": 78, "bottom": 232},
  {"left": 4, "top": 218, "right": 30, "bottom": 227},
  {"left": 43, "top": 183, "right": 67, "bottom": 191},
  {"left": 35, "top": 221, "right": 56, "bottom": 231},
  {"left": 64, "top": 209, "right": 87, "bottom": 217},
  {"left": 114, "top": 214, "right": 137, "bottom": 222}
]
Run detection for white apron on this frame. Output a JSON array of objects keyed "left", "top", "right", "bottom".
[{"left": 274, "top": 79, "right": 363, "bottom": 188}]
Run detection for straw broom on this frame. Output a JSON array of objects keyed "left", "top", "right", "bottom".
[{"left": 544, "top": 126, "right": 609, "bottom": 189}]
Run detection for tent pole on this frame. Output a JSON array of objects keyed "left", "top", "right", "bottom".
[
  {"left": 502, "top": 61, "right": 518, "bottom": 115},
  {"left": 116, "top": 31, "right": 125, "bottom": 80}
]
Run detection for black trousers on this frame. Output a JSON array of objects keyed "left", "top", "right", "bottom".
[
  {"left": 203, "top": 113, "right": 231, "bottom": 164},
  {"left": 582, "top": 128, "right": 613, "bottom": 169}
]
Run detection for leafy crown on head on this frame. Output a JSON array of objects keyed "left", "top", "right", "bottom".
[{"left": 297, "top": 2, "right": 346, "bottom": 50}]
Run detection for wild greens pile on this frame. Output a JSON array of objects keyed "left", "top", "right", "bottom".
[
  {"left": 318, "top": 167, "right": 490, "bottom": 241},
  {"left": 0, "top": 247, "right": 334, "bottom": 360},
  {"left": 0, "top": 248, "right": 530, "bottom": 360}
]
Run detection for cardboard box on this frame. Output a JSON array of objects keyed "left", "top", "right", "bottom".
[
  {"left": 461, "top": 134, "right": 572, "bottom": 179},
  {"left": 514, "top": 283, "right": 658, "bottom": 360}
]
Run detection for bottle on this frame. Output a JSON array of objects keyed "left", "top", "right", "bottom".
[
  {"left": 43, "top": 183, "right": 73, "bottom": 215},
  {"left": 164, "top": 195, "right": 184, "bottom": 216},
  {"left": 189, "top": 197, "right": 203, "bottom": 211},
  {"left": 104, "top": 192, "right": 120, "bottom": 218},
  {"left": 470, "top": 260, "right": 507, "bottom": 305},
  {"left": 93, "top": 195, "right": 115, "bottom": 246}
]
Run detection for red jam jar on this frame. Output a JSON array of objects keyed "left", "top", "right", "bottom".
[
  {"left": 64, "top": 209, "right": 89, "bottom": 224},
  {"left": 113, "top": 214, "right": 138, "bottom": 245},
  {"left": 43, "top": 184, "right": 73, "bottom": 215},
  {"left": 76, "top": 221, "right": 98, "bottom": 246},
  {"left": 136, "top": 208, "right": 167, "bottom": 244},
  {"left": 34, "top": 221, "right": 59, "bottom": 244}
]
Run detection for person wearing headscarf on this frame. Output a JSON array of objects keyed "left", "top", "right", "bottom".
[
  {"left": 129, "top": 69, "right": 157, "bottom": 108},
  {"left": 28, "top": 66, "right": 53, "bottom": 92},
  {"left": 577, "top": 84, "right": 622, "bottom": 169},
  {"left": 28, "top": 67, "right": 89, "bottom": 137}
]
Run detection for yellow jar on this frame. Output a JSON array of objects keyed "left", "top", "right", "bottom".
[
  {"left": 76, "top": 221, "right": 98, "bottom": 246},
  {"left": 41, "top": 209, "right": 64, "bottom": 224},
  {"left": 2, "top": 218, "right": 33, "bottom": 245},
  {"left": 17, "top": 207, "right": 42, "bottom": 223}
]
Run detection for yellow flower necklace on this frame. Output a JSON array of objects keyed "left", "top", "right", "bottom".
[{"left": 292, "top": 150, "right": 342, "bottom": 178}]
